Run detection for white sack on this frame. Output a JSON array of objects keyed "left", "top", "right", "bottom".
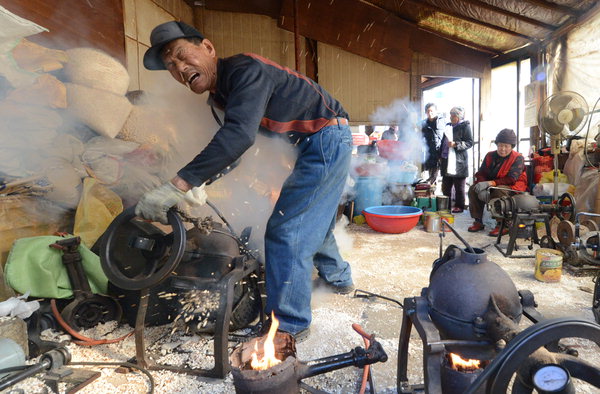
[
  {"left": 64, "top": 47, "right": 130, "bottom": 95},
  {"left": 66, "top": 83, "right": 132, "bottom": 138}
]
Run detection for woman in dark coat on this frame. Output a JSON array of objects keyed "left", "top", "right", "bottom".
[
  {"left": 440, "top": 106, "right": 473, "bottom": 213},
  {"left": 421, "top": 103, "right": 444, "bottom": 184}
]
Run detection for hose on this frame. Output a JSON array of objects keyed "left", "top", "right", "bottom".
[
  {"left": 352, "top": 324, "right": 372, "bottom": 394},
  {"left": 0, "top": 365, "right": 29, "bottom": 374},
  {"left": 50, "top": 299, "right": 133, "bottom": 346}
]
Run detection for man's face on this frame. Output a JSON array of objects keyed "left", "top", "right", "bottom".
[
  {"left": 426, "top": 106, "right": 437, "bottom": 120},
  {"left": 496, "top": 142, "right": 513, "bottom": 157},
  {"left": 161, "top": 38, "right": 218, "bottom": 94}
]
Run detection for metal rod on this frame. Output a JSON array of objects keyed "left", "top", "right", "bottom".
[
  {"left": 300, "top": 342, "right": 387, "bottom": 379},
  {"left": 206, "top": 200, "right": 236, "bottom": 235},
  {"left": 0, "top": 359, "right": 50, "bottom": 391},
  {"left": 440, "top": 220, "right": 475, "bottom": 253}
]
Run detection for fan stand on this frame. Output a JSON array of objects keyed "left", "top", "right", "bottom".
[{"left": 550, "top": 135, "right": 563, "bottom": 202}]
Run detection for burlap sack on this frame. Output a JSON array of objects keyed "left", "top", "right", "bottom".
[
  {"left": 43, "top": 158, "right": 82, "bottom": 209},
  {"left": 6, "top": 74, "right": 67, "bottom": 108},
  {"left": 118, "top": 105, "right": 175, "bottom": 151},
  {"left": 11, "top": 38, "right": 68, "bottom": 73},
  {"left": 66, "top": 83, "right": 132, "bottom": 138},
  {"left": 63, "top": 48, "right": 129, "bottom": 95}
]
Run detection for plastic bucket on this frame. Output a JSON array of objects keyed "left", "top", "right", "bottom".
[
  {"left": 354, "top": 177, "right": 385, "bottom": 216},
  {"left": 534, "top": 248, "right": 563, "bottom": 282}
]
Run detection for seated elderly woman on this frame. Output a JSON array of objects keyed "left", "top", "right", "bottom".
[{"left": 467, "top": 128, "right": 528, "bottom": 235}]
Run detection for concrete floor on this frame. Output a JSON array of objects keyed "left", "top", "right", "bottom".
[{"left": 9, "top": 210, "right": 600, "bottom": 393}]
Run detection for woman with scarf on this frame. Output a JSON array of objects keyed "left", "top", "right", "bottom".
[{"left": 467, "top": 128, "right": 527, "bottom": 235}]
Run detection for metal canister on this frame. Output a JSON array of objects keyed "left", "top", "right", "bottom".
[
  {"left": 422, "top": 211, "right": 435, "bottom": 229},
  {"left": 425, "top": 212, "right": 440, "bottom": 232}
]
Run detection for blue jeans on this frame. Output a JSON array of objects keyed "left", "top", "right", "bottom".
[{"left": 265, "top": 121, "right": 353, "bottom": 334}]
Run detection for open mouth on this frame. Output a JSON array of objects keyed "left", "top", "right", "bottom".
[{"left": 188, "top": 73, "right": 200, "bottom": 85}]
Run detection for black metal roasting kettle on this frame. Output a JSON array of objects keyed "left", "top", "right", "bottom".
[{"left": 426, "top": 245, "right": 523, "bottom": 360}]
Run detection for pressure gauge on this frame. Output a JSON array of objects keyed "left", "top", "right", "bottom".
[{"left": 532, "top": 364, "right": 572, "bottom": 393}]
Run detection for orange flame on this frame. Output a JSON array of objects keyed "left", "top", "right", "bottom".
[
  {"left": 250, "top": 312, "right": 282, "bottom": 370},
  {"left": 449, "top": 353, "right": 481, "bottom": 370}
]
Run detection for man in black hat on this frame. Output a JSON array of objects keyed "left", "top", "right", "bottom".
[
  {"left": 135, "top": 21, "right": 354, "bottom": 342},
  {"left": 467, "top": 128, "right": 528, "bottom": 235}
]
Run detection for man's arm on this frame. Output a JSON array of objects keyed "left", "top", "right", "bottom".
[{"left": 178, "top": 59, "right": 275, "bottom": 186}]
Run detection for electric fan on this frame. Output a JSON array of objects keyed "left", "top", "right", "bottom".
[{"left": 538, "top": 91, "right": 589, "bottom": 199}]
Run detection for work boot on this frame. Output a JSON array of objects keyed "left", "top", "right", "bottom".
[
  {"left": 259, "top": 319, "right": 311, "bottom": 343},
  {"left": 488, "top": 225, "right": 509, "bottom": 237},
  {"left": 467, "top": 221, "right": 484, "bottom": 232}
]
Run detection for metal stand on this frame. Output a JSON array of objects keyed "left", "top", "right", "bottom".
[
  {"left": 494, "top": 212, "right": 551, "bottom": 258},
  {"left": 134, "top": 255, "right": 260, "bottom": 378},
  {"left": 397, "top": 290, "right": 545, "bottom": 394},
  {"left": 397, "top": 294, "right": 495, "bottom": 394}
]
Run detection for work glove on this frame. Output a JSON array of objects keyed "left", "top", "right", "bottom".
[
  {"left": 184, "top": 184, "right": 208, "bottom": 207},
  {"left": 135, "top": 182, "right": 186, "bottom": 224},
  {"left": 473, "top": 181, "right": 492, "bottom": 194},
  {"left": 178, "top": 184, "right": 208, "bottom": 217}
]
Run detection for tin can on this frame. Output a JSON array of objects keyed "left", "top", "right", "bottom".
[
  {"left": 440, "top": 213, "right": 454, "bottom": 232},
  {"left": 534, "top": 248, "right": 563, "bottom": 282},
  {"left": 425, "top": 212, "right": 440, "bottom": 232}
]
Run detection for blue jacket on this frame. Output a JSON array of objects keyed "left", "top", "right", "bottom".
[{"left": 178, "top": 53, "right": 348, "bottom": 186}]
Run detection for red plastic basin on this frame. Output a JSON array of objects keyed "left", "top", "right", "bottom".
[
  {"left": 362, "top": 206, "right": 423, "bottom": 234},
  {"left": 376, "top": 140, "right": 407, "bottom": 160}
]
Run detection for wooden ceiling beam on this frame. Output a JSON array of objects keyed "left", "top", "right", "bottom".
[
  {"left": 415, "top": 28, "right": 500, "bottom": 55},
  {"left": 421, "top": 77, "right": 459, "bottom": 90},
  {"left": 544, "top": 1, "right": 600, "bottom": 42},
  {"left": 279, "top": 0, "right": 491, "bottom": 73},
  {"left": 392, "top": 0, "right": 538, "bottom": 41},
  {"left": 458, "top": 0, "right": 556, "bottom": 30},
  {"left": 194, "top": 0, "right": 281, "bottom": 19},
  {"left": 521, "top": 0, "right": 579, "bottom": 17}
]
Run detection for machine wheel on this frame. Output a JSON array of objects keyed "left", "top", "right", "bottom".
[
  {"left": 539, "top": 235, "right": 556, "bottom": 249},
  {"left": 229, "top": 277, "right": 262, "bottom": 331},
  {"left": 556, "top": 193, "right": 576, "bottom": 222},
  {"left": 100, "top": 206, "right": 186, "bottom": 291},
  {"left": 465, "top": 318, "right": 600, "bottom": 393},
  {"left": 60, "top": 295, "right": 123, "bottom": 331},
  {"left": 192, "top": 275, "right": 262, "bottom": 334}
]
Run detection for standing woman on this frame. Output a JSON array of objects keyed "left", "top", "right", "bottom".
[{"left": 440, "top": 106, "right": 473, "bottom": 213}]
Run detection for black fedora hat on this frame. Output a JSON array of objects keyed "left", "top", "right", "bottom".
[{"left": 143, "top": 21, "right": 204, "bottom": 70}]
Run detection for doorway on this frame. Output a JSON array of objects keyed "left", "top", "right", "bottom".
[{"left": 422, "top": 77, "right": 480, "bottom": 180}]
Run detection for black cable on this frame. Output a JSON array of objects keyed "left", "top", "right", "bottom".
[
  {"left": 353, "top": 289, "right": 403, "bottom": 308},
  {"left": 68, "top": 361, "right": 155, "bottom": 394},
  {"left": 0, "top": 365, "right": 29, "bottom": 374}
]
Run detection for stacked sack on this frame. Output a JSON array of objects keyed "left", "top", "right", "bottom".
[{"left": 63, "top": 48, "right": 132, "bottom": 138}]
